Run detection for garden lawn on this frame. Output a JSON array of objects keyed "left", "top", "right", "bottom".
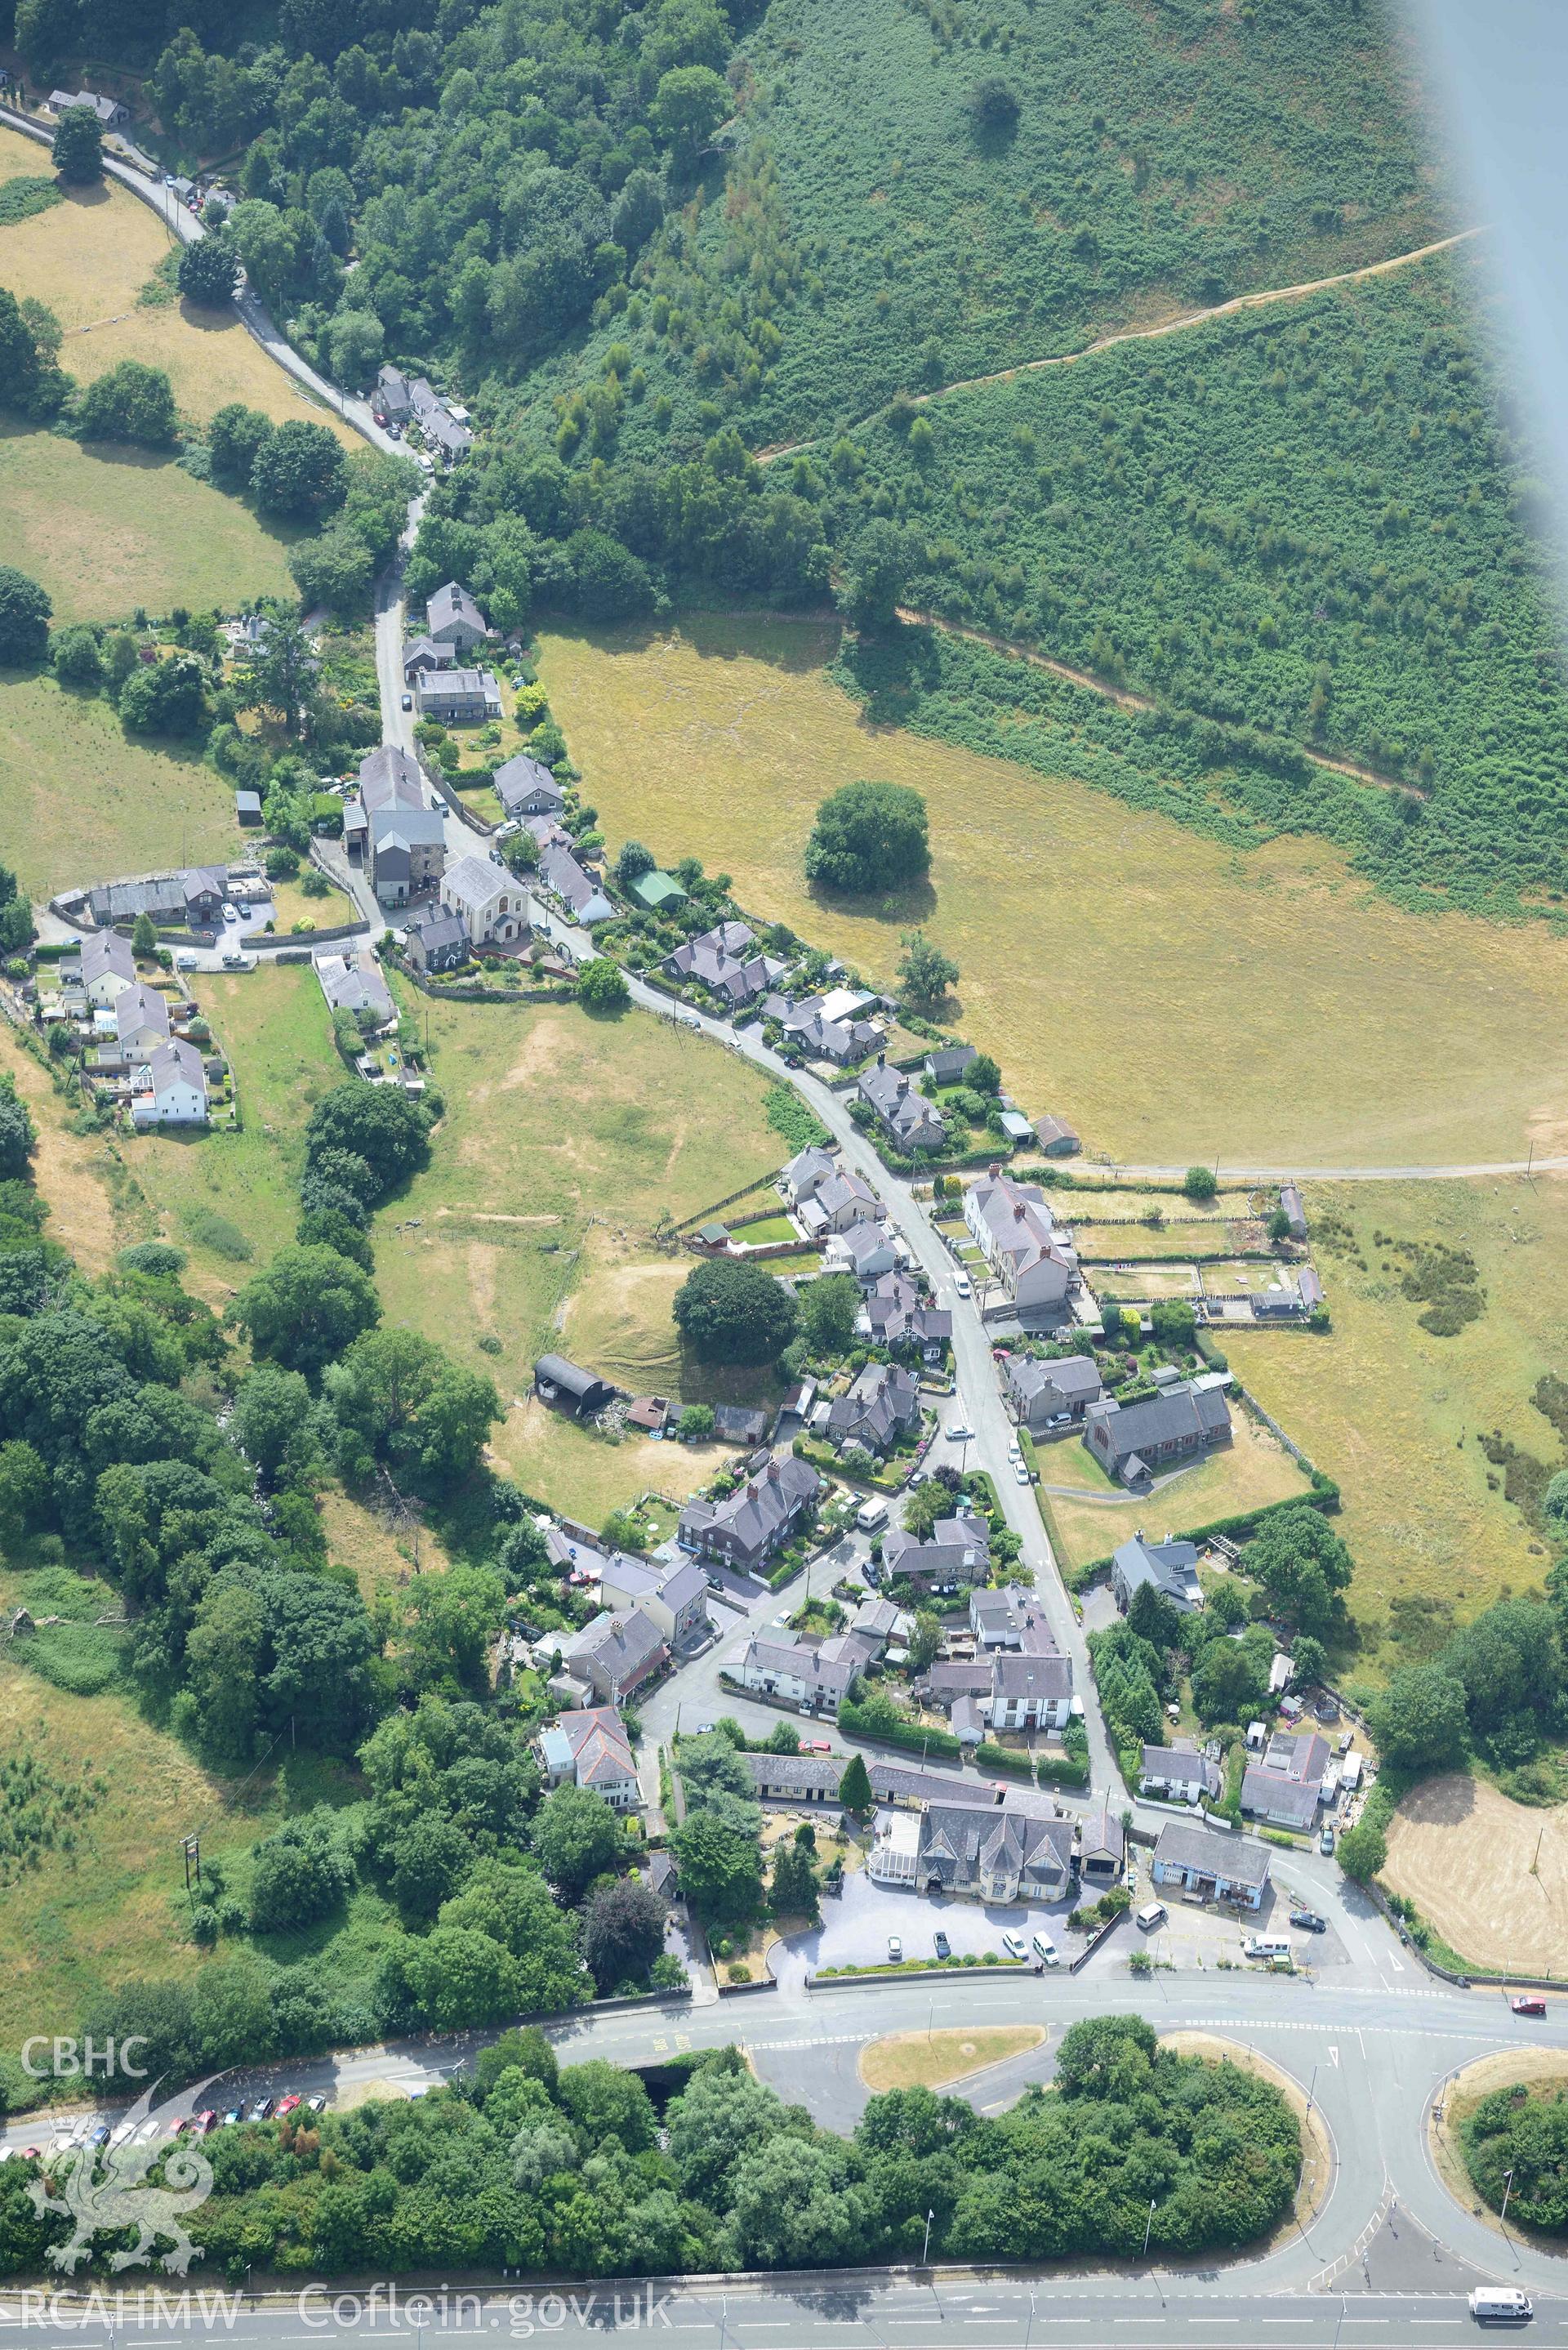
[
  {"left": 1225, "top": 1177, "right": 1568, "bottom": 1662},
  {"left": 122, "top": 962, "right": 342, "bottom": 1297},
  {"left": 0, "top": 668, "right": 240, "bottom": 898},
  {"left": 1043, "top": 1411, "right": 1313, "bottom": 1572},
  {"left": 537, "top": 618, "right": 1568, "bottom": 1168},
  {"left": 0, "top": 125, "right": 356, "bottom": 437},
  {"left": 501, "top": 1398, "right": 722, "bottom": 1526},
  {"left": 0, "top": 421, "right": 298, "bottom": 627},
  {"left": 369, "top": 995, "right": 786, "bottom": 1498}
]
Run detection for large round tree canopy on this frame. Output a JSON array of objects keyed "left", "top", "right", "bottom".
[{"left": 804, "top": 778, "right": 930, "bottom": 894}]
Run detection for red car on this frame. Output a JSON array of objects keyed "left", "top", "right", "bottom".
[
  {"left": 1512, "top": 1995, "right": 1547, "bottom": 2017},
  {"left": 276, "top": 2094, "right": 302, "bottom": 2116}
]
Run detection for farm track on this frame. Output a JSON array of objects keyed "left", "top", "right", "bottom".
[{"left": 755, "top": 226, "right": 1483, "bottom": 461}]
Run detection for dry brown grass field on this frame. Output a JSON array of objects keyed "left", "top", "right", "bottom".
[
  {"left": 537, "top": 618, "right": 1568, "bottom": 1169},
  {"left": 1042, "top": 1411, "right": 1313, "bottom": 1570},
  {"left": 859, "top": 2025, "right": 1045, "bottom": 2093},
  {"left": 1384, "top": 1775, "right": 1568, "bottom": 1977}
]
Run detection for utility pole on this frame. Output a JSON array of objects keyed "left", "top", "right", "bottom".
[
  {"left": 180, "top": 1834, "right": 201, "bottom": 1897},
  {"left": 921, "top": 2209, "right": 934, "bottom": 2267},
  {"left": 1500, "top": 2167, "right": 1516, "bottom": 2230},
  {"left": 1143, "top": 2196, "right": 1156, "bottom": 2259}
]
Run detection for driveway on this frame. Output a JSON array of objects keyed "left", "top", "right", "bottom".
[{"left": 771, "top": 1863, "right": 1071, "bottom": 1990}]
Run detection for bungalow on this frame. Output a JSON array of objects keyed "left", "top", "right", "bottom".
[
  {"left": 131, "top": 1039, "right": 208, "bottom": 1129},
  {"left": 858, "top": 1063, "right": 947, "bottom": 1155},
  {"left": 538, "top": 1706, "right": 640, "bottom": 1811},
  {"left": 51, "top": 88, "right": 130, "bottom": 126},
  {"left": 78, "top": 929, "right": 136, "bottom": 1010},
  {"left": 1033, "top": 1113, "right": 1081, "bottom": 1158},
  {"left": 826, "top": 1360, "right": 920, "bottom": 1455},
  {"left": 415, "top": 667, "right": 501, "bottom": 724},
  {"left": 737, "top": 1749, "right": 843, "bottom": 1804},
  {"left": 440, "top": 852, "right": 531, "bottom": 947},
  {"left": 965, "top": 1170, "right": 1076, "bottom": 1311},
  {"left": 425, "top": 582, "right": 488, "bottom": 653},
  {"left": 494, "top": 756, "right": 566, "bottom": 819},
  {"left": 882, "top": 1514, "right": 990, "bottom": 1594},
  {"left": 115, "top": 983, "right": 170, "bottom": 1063},
  {"left": 736, "top": 1633, "right": 855, "bottom": 1716},
  {"left": 1111, "top": 1532, "right": 1205, "bottom": 1615},
  {"left": 663, "top": 921, "right": 786, "bottom": 1012},
  {"left": 533, "top": 1353, "right": 616, "bottom": 1417},
  {"left": 1085, "top": 1382, "right": 1232, "bottom": 1488},
  {"left": 403, "top": 908, "right": 469, "bottom": 975},
  {"left": 678, "top": 1453, "right": 822, "bottom": 1574},
  {"left": 565, "top": 1611, "right": 667, "bottom": 1706},
  {"left": 1241, "top": 1729, "right": 1331, "bottom": 1831},
  {"left": 1006, "top": 1353, "right": 1104, "bottom": 1431},
  {"left": 1150, "top": 1819, "right": 1270, "bottom": 1911},
  {"left": 538, "top": 844, "right": 613, "bottom": 925},
  {"left": 1138, "top": 1742, "right": 1222, "bottom": 1805},
  {"left": 924, "top": 1044, "right": 978, "bottom": 1086}
]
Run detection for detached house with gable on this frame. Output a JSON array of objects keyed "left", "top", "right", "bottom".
[
  {"left": 678, "top": 1454, "right": 822, "bottom": 1575},
  {"left": 425, "top": 582, "right": 487, "bottom": 653},
  {"left": 538, "top": 1706, "right": 640, "bottom": 1812},
  {"left": 858, "top": 1062, "right": 947, "bottom": 1156},
  {"left": 826, "top": 1361, "right": 920, "bottom": 1456},
  {"left": 1084, "top": 1380, "right": 1232, "bottom": 1488},
  {"left": 965, "top": 1170, "right": 1076, "bottom": 1312}
]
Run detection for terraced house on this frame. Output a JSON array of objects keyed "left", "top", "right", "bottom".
[{"left": 964, "top": 1169, "right": 1077, "bottom": 1312}]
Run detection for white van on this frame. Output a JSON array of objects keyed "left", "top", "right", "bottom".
[
  {"left": 1243, "top": 1935, "right": 1294, "bottom": 1964},
  {"left": 1468, "top": 2286, "right": 1532, "bottom": 2322},
  {"left": 855, "top": 1497, "right": 889, "bottom": 1534},
  {"left": 1135, "top": 1902, "right": 1167, "bottom": 1933}
]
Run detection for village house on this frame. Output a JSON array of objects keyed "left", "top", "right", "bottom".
[
  {"left": 131, "top": 1039, "right": 208, "bottom": 1129},
  {"left": 735, "top": 1632, "right": 856, "bottom": 1716},
  {"left": 969, "top": 1583, "right": 1058, "bottom": 1652},
  {"left": 599, "top": 1554, "right": 710, "bottom": 1652},
  {"left": 858, "top": 1062, "right": 947, "bottom": 1154},
  {"left": 780, "top": 1144, "right": 837, "bottom": 1206},
  {"left": 871, "top": 1798, "right": 1076, "bottom": 1904},
  {"left": 401, "top": 635, "right": 449, "bottom": 681},
  {"left": 859, "top": 1270, "right": 951, "bottom": 1362},
  {"left": 415, "top": 667, "right": 501, "bottom": 725},
  {"left": 74, "top": 929, "right": 137, "bottom": 1010},
  {"left": 826, "top": 1360, "right": 920, "bottom": 1456},
  {"left": 403, "top": 908, "right": 470, "bottom": 974},
  {"left": 349, "top": 747, "right": 446, "bottom": 905},
  {"left": 1111, "top": 1531, "right": 1205, "bottom": 1614},
  {"left": 50, "top": 87, "right": 130, "bottom": 125},
  {"left": 794, "top": 1166, "right": 882, "bottom": 1240},
  {"left": 494, "top": 755, "right": 566, "bottom": 820},
  {"left": 1005, "top": 1352, "right": 1104, "bottom": 1431},
  {"left": 662, "top": 921, "right": 786, "bottom": 1011},
  {"left": 771, "top": 996, "right": 881, "bottom": 1065},
  {"left": 1139, "top": 1741, "right": 1223, "bottom": 1805},
  {"left": 115, "top": 983, "right": 170, "bottom": 1064},
  {"left": 1150, "top": 1819, "right": 1271, "bottom": 1911},
  {"left": 1241, "top": 1728, "right": 1332, "bottom": 1831},
  {"left": 711, "top": 1402, "right": 771, "bottom": 1447},
  {"left": 314, "top": 946, "right": 394, "bottom": 1030},
  {"left": 823, "top": 1220, "right": 898, "bottom": 1284},
  {"left": 881, "top": 1513, "right": 991, "bottom": 1594},
  {"left": 737, "top": 1749, "right": 844, "bottom": 1804},
  {"left": 439, "top": 853, "right": 531, "bottom": 948},
  {"left": 924, "top": 1044, "right": 977, "bottom": 1086},
  {"left": 678, "top": 1453, "right": 822, "bottom": 1575},
  {"left": 559, "top": 1610, "right": 667, "bottom": 1706},
  {"left": 920, "top": 1642, "right": 1075, "bottom": 1735},
  {"left": 426, "top": 582, "right": 488, "bottom": 653},
  {"left": 538, "top": 843, "right": 613, "bottom": 925},
  {"left": 1085, "top": 1380, "right": 1233, "bottom": 1488},
  {"left": 86, "top": 867, "right": 226, "bottom": 931},
  {"left": 538, "top": 1706, "right": 640, "bottom": 1812},
  {"left": 964, "top": 1169, "right": 1076, "bottom": 1312},
  {"left": 409, "top": 379, "right": 474, "bottom": 464}
]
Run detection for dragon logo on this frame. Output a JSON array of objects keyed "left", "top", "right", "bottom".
[{"left": 28, "top": 2123, "right": 212, "bottom": 2275}]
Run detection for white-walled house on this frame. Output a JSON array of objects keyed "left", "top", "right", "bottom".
[
  {"left": 131, "top": 1039, "right": 208, "bottom": 1128},
  {"left": 439, "top": 853, "right": 532, "bottom": 947}
]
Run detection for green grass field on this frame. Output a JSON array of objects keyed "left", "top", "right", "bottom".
[
  {"left": 537, "top": 617, "right": 1568, "bottom": 1169},
  {"left": 0, "top": 668, "right": 243, "bottom": 899},
  {"left": 0, "top": 420, "right": 298, "bottom": 627}
]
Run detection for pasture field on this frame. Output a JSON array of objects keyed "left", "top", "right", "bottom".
[
  {"left": 0, "top": 125, "right": 354, "bottom": 437},
  {"left": 1226, "top": 1178, "right": 1568, "bottom": 1657},
  {"left": 537, "top": 619, "right": 1568, "bottom": 1169},
  {"left": 0, "top": 422, "right": 298, "bottom": 627},
  {"left": 122, "top": 962, "right": 342, "bottom": 1297},
  {"left": 0, "top": 669, "right": 240, "bottom": 898},
  {"left": 501, "top": 1398, "right": 722, "bottom": 1527},
  {"left": 1074, "top": 1222, "right": 1245, "bottom": 1263},
  {"left": 1041, "top": 1411, "right": 1313, "bottom": 1572},
  {"left": 1384, "top": 1774, "right": 1568, "bottom": 1978},
  {"left": 370, "top": 996, "right": 784, "bottom": 1511},
  {"left": 0, "top": 1022, "right": 119, "bottom": 1274}
]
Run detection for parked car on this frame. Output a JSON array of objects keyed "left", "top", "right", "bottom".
[
  {"left": 222, "top": 2108, "right": 243, "bottom": 2128},
  {"left": 1319, "top": 1826, "right": 1335, "bottom": 1855},
  {"left": 1013, "top": 1461, "right": 1029, "bottom": 1483},
  {"left": 248, "top": 2097, "right": 274, "bottom": 2123},
  {"left": 1031, "top": 1932, "right": 1059, "bottom": 1967},
  {"left": 276, "top": 2094, "right": 301, "bottom": 2116},
  {"left": 176, "top": 951, "right": 199, "bottom": 970},
  {"left": 887, "top": 1936, "right": 902, "bottom": 1963},
  {"left": 88, "top": 2123, "right": 110, "bottom": 2146},
  {"left": 946, "top": 1420, "right": 974, "bottom": 1443},
  {"left": 933, "top": 1929, "right": 951, "bottom": 1959},
  {"left": 307, "top": 2096, "right": 327, "bottom": 2115},
  {"left": 1002, "top": 1930, "right": 1027, "bottom": 1960},
  {"left": 1290, "top": 1909, "right": 1327, "bottom": 1933},
  {"left": 220, "top": 948, "right": 246, "bottom": 969},
  {"left": 807, "top": 1739, "right": 831, "bottom": 1754},
  {"left": 135, "top": 2119, "right": 162, "bottom": 2143},
  {"left": 400, "top": 692, "right": 412, "bottom": 710},
  {"left": 1512, "top": 1994, "right": 1548, "bottom": 2017},
  {"left": 194, "top": 2110, "right": 217, "bottom": 2135},
  {"left": 109, "top": 2121, "right": 136, "bottom": 2147},
  {"left": 953, "top": 1273, "right": 973, "bottom": 1299}
]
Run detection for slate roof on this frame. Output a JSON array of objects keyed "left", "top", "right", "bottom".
[
  {"left": 358, "top": 745, "right": 425, "bottom": 809},
  {"left": 1241, "top": 1768, "right": 1318, "bottom": 1829},
  {"left": 1140, "top": 1743, "right": 1222, "bottom": 1797},
  {"left": 859, "top": 1063, "right": 946, "bottom": 1150},
  {"left": 116, "top": 983, "right": 170, "bottom": 1046},
  {"left": 552, "top": 1705, "right": 636, "bottom": 1790},
  {"left": 1078, "top": 1803, "right": 1125, "bottom": 1866},
  {"left": 144, "top": 1037, "right": 206, "bottom": 1104},
  {"left": 737, "top": 1750, "right": 843, "bottom": 1796},
  {"left": 81, "top": 930, "right": 136, "bottom": 988},
  {"left": 576, "top": 1609, "right": 666, "bottom": 1687},
  {"left": 1112, "top": 1532, "right": 1204, "bottom": 1610},
  {"left": 679, "top": 1452, "right": 822, "bottom": 1559},
  {"left": 826, "top": 1359, "right": 920, "bottom": 1451},
  {"left": 1152, "top": 1819, "right": 1271, "bottom": 1894},
  {"left": 920, "top": 1802, "right": 1075, "bottom": 1885},
  {"left": 740, "top": 1635, "right": 856, "bottom": 1703},
  {"left": 924, "top": 1046, "right": 977, "bottom": 1083},
  {"left": 1088, "top": 1382, "right": 1232, "bottom": 1465},
  {"left": 1008, "top": 1353, "right": 1103, "bottom": 1411},
  {"left": 882, "top": 1516, "right": 991, "bottom": 1584},
  {"left": 968, "top": 1171, "right": 1075, "bottom": 1291},
  {"left": 442, "top": 852, "right": 510, "bottom": 917},
  {"left": 782, "top": 1144, "right": 837, "bottom": 1200},
  {"left": 539, "top": 844, "right": 612, "bottom": 919},
  {"left": 494, "top": 755, "right": 565, "bottom": 815},
  {"left": 427, "top": 581, "right": 486, "bottom": 639}
]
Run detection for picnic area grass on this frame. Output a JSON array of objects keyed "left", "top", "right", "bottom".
[
  {"left": 1043, "top": 1411, "right": 1314, "bottom": 1572},
  {"left": 859, "top": 2026, "right": 1045, "bottom": 2094},
  {"left": 369, "top": 994, "right": 786, "bottom": 1509},
  {"left": 121, "top": 962, "right": 342, "bottom": 1299},
  {"left": 537, "top": 617, "right": 1568, "bottom": 1169},
  {"left": 1226, "top": 1177, "right": 1568, "bottom": 1661},
  {"left": 0, "top": 667, "right": 241, "bottom": 898},
  {"left": 0, "top": 421, "right": 299, "bottom": 627}
]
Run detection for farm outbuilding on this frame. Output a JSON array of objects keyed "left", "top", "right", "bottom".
[{"left": 533, "top": 1353, "right": 616, "bottom": 1417}]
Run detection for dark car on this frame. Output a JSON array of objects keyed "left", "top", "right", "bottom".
[
  {"left": 1290, "top": 1909, "right": 1327, "bottom": 1933},
  {"left": 933, "top": 1929, "right": 951, "bottom": 1960}
]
